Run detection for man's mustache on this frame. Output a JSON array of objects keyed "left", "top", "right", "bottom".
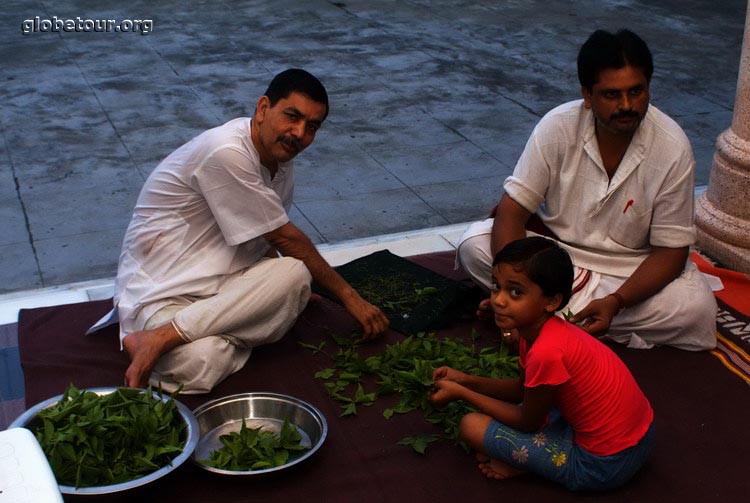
[
  {"left": 278, "top": 135, "right": 302, "bottom": 152},
  {"left": 610, "top": 110, "right": 640, "bottom": 120}
]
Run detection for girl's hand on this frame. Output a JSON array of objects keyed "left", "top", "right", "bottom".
[
  {"left": 432, "top": 366, "right": 466, "bottom": 384},
  {"left": 430, "top": 379, "right": 464, "bottom": 406}
]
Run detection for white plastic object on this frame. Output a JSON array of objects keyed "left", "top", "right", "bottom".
[{"left": 0, "top": 428, "right": 63, "bottom": 503}]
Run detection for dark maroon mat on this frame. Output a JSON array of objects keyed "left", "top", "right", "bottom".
[{"left": 18, "top": 252, "right": 750, "bottom": 502}]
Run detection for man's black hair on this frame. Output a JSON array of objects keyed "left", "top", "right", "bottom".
[
  {"left": 492, "top": 237, "right": 574, "bottom": 312},
  {"left": 264, "top": 68, "right": 329, "bottom": 119},
  {"left": 577, "top": 29, "right": 653, "bottom": 91}
]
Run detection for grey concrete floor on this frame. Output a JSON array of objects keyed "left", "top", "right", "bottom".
[{"left": 1, "top": 0, "right": 745, "bottom": 294}]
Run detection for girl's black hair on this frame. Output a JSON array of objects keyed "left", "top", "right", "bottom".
[{"left": 492, "top": 237, "right": 574, "bottom": 312}]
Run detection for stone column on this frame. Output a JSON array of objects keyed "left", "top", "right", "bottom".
[{"left": 695, "top": 0, "right": 750, "bottom": 272}]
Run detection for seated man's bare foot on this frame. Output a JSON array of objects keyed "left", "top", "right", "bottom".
[
  {"left": 122, "top": 323, "right": 183, "bottom": 388},
  {"left": 476, "top": 298, "right": 493, "bottom": 320},
  {"left": 477, "top": 456, "right": 526, "bottom": 480}
]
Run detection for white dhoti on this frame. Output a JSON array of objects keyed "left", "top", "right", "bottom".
[
  {"left": 143, "top": 256, "right": 312, "bottom": 393},
  {"left": 456, "top": 219, "right": 717, "bottom": 351}
]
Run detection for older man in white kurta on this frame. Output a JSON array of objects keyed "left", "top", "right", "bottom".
[
  {"left": 115, "top": 117, "right": 312, "bottom": 393},
  {"left": 458, "top": 99, "right": 717, "bottom": 351},
  {"left": 107, "top": 69, "right": 388, "bottom": 393}
]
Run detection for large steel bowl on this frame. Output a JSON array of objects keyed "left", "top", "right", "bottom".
[
  {"left": 191, "top": 392, "right": 327, "bottom": 475},
  {"left": 9, "top": 387, "right": 199, "bottom": 495}
]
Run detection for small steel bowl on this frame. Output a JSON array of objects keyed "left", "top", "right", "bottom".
[
  {"left": 191, "top": 392, "right": 327, "bottom": 475},
  {"left": 9, "top": 387, "right": 199, "bottom": 495}
]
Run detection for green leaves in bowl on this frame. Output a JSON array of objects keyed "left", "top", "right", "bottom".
[
  {"left": 200, "top": 418, "right": 310, "bottom": 471},
  {"left": 30, "top": 384, "right": 186, "bottom": 488}
]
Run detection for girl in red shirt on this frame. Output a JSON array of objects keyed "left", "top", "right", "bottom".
[{"left": 431, "top": 236, "right": 654, "bottom": 491}]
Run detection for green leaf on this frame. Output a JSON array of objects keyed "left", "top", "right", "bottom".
[
  {"left": 353, "top": 384, "right": 367, "bottom": 402},
  {"left": 314, "top": 368, "right": 336, "bottom": 379},
  {"left": 392, "top": 402, "right": 415, "bottom": 414},
  {"left": 340, "top": 403, "right": 358, "bottom": 416},
  {"left": 339, "top": 371, "right": 362, "bottom": 380},
  {"left": 298, "top": 341, "right": 327, "bottom": 354},
  {"left": 397, "top": 434, "right": 440, "bottom": 454}
]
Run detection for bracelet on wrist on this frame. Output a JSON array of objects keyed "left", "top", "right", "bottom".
[{"left": 609, "top": 292, "right": 626, "bottom": 312}]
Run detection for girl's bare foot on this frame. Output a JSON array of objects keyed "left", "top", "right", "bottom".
[{"left": 476, "top": 453, "right": 525, "bottom": 480}]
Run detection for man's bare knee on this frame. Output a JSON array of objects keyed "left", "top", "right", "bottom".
[
  {"left": 457, "top": 236, "right": 485, "bottom": 269},
  {"left": 457, "top": 236, "right": 493, "bottom": 291}
]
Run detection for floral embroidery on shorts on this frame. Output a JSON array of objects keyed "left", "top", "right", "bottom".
[
  {"left": 511, "top": 445, "right": 529, "bottom": 464},
  {"left": 493, "top": 432, "right": 528, "bottom": 466},
  {"left": 551, "top": 451, "right": 567, "bottom": 467},
  {"left": 493, "top": 424, "right": 571, "bottom": 470},
  {"left": 542, "top": 440, "right": 569, "bottom": 468}
]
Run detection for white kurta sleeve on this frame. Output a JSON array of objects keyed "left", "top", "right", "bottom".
[
  {"left": 649, "top": 146, "right": 696, "bottom": 248},
  {"left": 503, "top": 122, "right": 554, "bottom": 214},
  {"left": 193, "top": 146, "right": 289, "bottom": 246}
]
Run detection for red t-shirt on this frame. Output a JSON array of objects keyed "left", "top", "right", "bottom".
[{"left": 520, "top": 316, "right": 653, "bottom": 456}]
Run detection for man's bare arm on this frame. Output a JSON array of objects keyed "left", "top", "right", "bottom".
[
  {"left": 490, "top": 193, "right": 533, "bottom": 258},
  {"left": 264, "top": 221, "right": 389, "bottom": 338}
]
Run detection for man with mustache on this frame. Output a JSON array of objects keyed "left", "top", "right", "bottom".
[
  {"left": 457, "top": 29, "right": 717, "bottom": 351},
  {"left": 101, "top": 69, "right": 389, "bottom": 393}
]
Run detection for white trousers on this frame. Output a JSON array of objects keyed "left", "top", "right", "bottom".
[
  {"left": 143, "top": 257, "right": 312, "bottom": 394},
  {"left": 457, "top": 219, "right": 717, "bottom": 351}
]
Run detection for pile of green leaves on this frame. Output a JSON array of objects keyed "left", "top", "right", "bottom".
[
  {"left": 355, "top": 274, "right": 440, "bottom": 316},
  {"left": 30, "top": 384, "right": 186, "bottom": 488},
  {"left": 314, "top": 250, "right": 474, "bottom": 335},
  {"left": 308, "top": 330, "right": 519, "bottom": 453},
  {"left": 200, "top": 418, "right": 309, "bottom": 471}
]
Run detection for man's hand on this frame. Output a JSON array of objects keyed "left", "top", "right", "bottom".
[
  {"left": 265, "top": 222, "right": 389, "bottom": 339},
  {"left": 570, "top": 246, "right": 688, "bottom": 337},
  {"left": 569, "top": 295, "right": 620, "bottom": 336},
  {"left": 342, "top": 293, "right": 389, "bottom": 339}
]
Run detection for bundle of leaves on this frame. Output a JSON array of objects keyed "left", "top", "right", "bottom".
[
  {"left": 200, "top": 418, "right": 309, "bottom": 471},
  {"left": 308, "top": 330, "right": 519, "bottom": 453},
  {"left": 350, "top": 275, "right": 440, "bottom": 317},
  {"left": 30, "top": 384, "right": 186, "bottom": 488},
  {"left": 313, "top": 250, "right": 475, "bottom": 334}
]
